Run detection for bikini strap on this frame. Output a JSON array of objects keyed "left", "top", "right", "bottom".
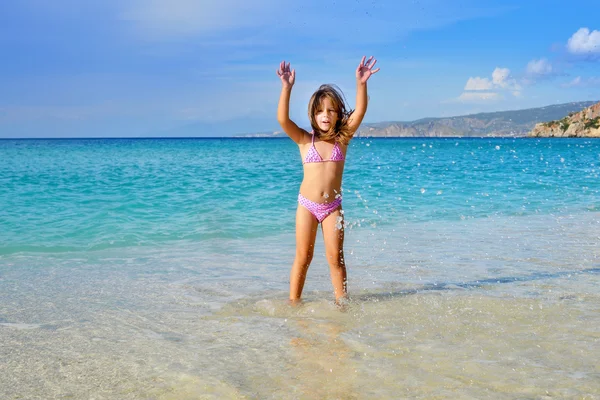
[{"left": 311, "top": 131, "right": 315, "bottom": 144}]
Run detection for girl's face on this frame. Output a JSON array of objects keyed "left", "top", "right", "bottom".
[{"left": 314, "top": 97, "right": 338, "bottom": 133}]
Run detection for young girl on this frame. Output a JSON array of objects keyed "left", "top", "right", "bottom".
[{"left": 276, "top": 56, "right": 380, "bottom": 305}]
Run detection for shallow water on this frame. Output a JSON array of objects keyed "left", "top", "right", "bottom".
[
  {"left": 2, "top": 282, "right": 599, "bottom": 399},
  {"left": 1, "top": 211, "right": 599, "bottom": 399}
]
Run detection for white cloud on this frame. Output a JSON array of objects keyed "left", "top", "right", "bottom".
[
  {"left": 492, "top": 67, "right": 510, "bottom": 87},
  {"left": 464, "top": 77, "right": 493, "bottom": 91},
  {"left": 567, "top": 27, "right": 600, "bottom": 55},
  {"left": 526, "top": 58, "right": 553, "bottom": 77},
  {"left": 456, "top": 67, "right": 519, "bottom": 102}
]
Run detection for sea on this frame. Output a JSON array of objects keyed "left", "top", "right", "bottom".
[{"left": 1, "top": 137, "right": 599, "bottom": 399}]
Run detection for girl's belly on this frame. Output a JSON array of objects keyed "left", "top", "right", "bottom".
[
  {"left": 299, "top": 178, "right": 343, "bottom": 204},
  {"left": 299, "top": 162, "right": 345, "bottom": 203}
]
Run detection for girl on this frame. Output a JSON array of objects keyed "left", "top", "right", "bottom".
[{"left": 276, "top": 56, "right": 380, "bottom": 305}]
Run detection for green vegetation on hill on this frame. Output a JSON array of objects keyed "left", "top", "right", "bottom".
[{"left": 584, "top": 117, "right": 599, "bottom": 130}]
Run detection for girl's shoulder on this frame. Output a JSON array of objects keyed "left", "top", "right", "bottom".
[{"left": 296, "top": 130, "right": 314, "bottom": 147}]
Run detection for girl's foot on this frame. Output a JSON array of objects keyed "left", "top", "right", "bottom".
[
  {"left": 289, "top": 298, "right": 303, "bottom": 307},
  {"left": 335, "top": 296, "right": 350, "bottom": 311}
]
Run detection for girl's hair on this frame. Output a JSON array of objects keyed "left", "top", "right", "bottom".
[{"left": 308, "top": 84, "right": 354, "bottom": 145}]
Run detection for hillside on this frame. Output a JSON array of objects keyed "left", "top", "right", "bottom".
[
  {"left": 528, "top": 102, "right": 600, "bottom": 138},
  {"left": 354, "top": 101, "right": 596, "bottom": 138}
]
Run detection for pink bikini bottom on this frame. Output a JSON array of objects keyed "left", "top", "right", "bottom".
[{"left": 298, "top": 193, "right": 342, "bottom": 223}]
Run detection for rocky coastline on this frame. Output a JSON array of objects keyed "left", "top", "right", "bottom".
[{"left": 528, "top": 102, "right": 600, "bottom": 138}]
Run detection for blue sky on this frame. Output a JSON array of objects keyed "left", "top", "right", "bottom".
[{"left": 0, "top": 0, "right": 599, "bottom": 138}]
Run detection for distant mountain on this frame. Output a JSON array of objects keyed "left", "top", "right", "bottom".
[
  {"left": 528, "top": 101, "right": 600, "bottom": 138},
  {"left": 239, "top": 101, "right": 597, "bottom": 138}
]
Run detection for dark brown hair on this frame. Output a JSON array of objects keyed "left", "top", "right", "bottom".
[{"left": 308, "top": 84, "right": 354, "bottom": 145}]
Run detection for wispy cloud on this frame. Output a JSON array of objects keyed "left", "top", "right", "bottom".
[
  {"left": 525, "top": 58, "right": 553, "bottom": 77},
  {"left": 119, "top": 0, "right": 277, "bottom": 40},
  {"left": 561, "top": 76, "right": 600, "bottom": 88},
  {"left": 173, "top": 80, "right": 281, "bottom": 122},
  {"left": 456, "top": 91, "right": 501, "bottom": 102},
  {"left": 0, "top": 104, "right": 126, "bottom": 122},
  {"left": 112, "top": 0, "right": 515, "bottom": 121},
  {"left": 117, "top": 0, "right": 512, "bottom": 46},
  {"left": 521, "top": 58, "right": 562, "bottom": 84}
]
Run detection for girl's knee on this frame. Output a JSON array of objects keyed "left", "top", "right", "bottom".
[
  {"left": 295, "top": 251, "right": 314, "bottom": 266},
  {"left": 327, "top": 259, "right": 345, "bottom": 271},
  {"left": 326, "top": 251, "right": 344, "bottom": 266}
]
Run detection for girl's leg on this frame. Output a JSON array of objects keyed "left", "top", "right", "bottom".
[
  {"left": 321, "top": 207, "right": 347, "bottom": 303},
  {"left": 290, "top": 205, "right": 319, "bottom": 303}
]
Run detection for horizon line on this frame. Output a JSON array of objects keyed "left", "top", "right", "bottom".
[{"left": 0, "top": 136, "right": 567, "bottom": 140}]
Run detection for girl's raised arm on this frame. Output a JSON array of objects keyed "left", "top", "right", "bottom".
[
  {"left": 276, "top": 61, "right": 307, "bottom": 144},
  {"left": 347, "top": 56, "right": 380, "bottom": 134}
]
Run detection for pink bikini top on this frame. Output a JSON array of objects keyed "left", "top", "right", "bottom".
[{"left": 303, "top": 132, "right": 345, "bottom": 164}]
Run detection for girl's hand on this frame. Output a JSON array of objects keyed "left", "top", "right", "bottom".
[
  {"left": 356, "top": 56, "right": 380, "bottom": 83},
  {"left": 277, "top": 61, "right": 295, "bottom": 88}
]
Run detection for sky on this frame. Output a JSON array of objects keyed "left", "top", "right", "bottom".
[{"left": 0, "top": 0, "right": 599, "bottom": 138}]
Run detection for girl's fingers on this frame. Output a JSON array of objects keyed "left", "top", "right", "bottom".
[
  {"left": 277, "top": 60, "right": 293, "bottom": 76},
  {"left": 369, "top": 59, "right": 377, "bottom": 69},
  {"left": 359, "top": 55, "right": 366, "bottom": 67},
  {"left": 371, "top": 67, "right": 380, "bottom": 74},
  {"left": 276, "top": 61, "right": 296, "bottom": 80}
]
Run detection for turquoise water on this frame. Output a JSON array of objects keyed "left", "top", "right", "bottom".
[
  {"left": 1, "top": 138, "right": 599, "bottom": 399},
  {"left": 1, "top": 138, "right": 598, "bottom": 254}
]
